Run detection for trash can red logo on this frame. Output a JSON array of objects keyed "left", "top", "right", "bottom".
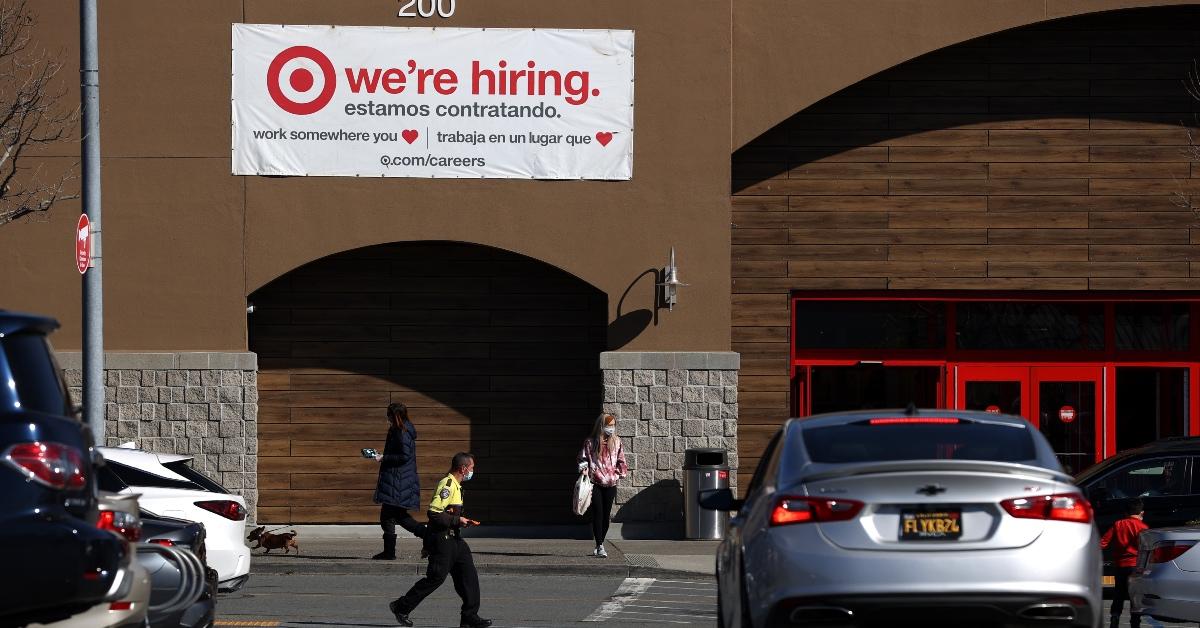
[
  {"left": 267, "top": 46, "right": 336, "bottom": 115},
  {"left": 1059, "top": 405, "right": 1076, "bottom": 423},
  {"left": 985, "top": 405, "right": 1001, "bottom": 414},
  {"left": 75, "top": 214, "right": 90, "bottom": 274}
]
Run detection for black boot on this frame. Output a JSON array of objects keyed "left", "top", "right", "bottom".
[
  {"left": 389, "top": 599, "right": 414, "bottom": 627},
  {"left": 372, "top": 533, "right": 397, "bottom": 560}
]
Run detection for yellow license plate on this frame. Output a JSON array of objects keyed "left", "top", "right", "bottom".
[
  {"left": 900, "top": 510, "right": 963, "bottom": 540},
  {"left": 1103, "top": 576, "right": 1115, "bottom": 587}
]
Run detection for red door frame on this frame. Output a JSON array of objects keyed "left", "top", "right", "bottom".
[
  {"left": 954, "top": 364, "right": 1031, "bottom": 419},
  {"left": 794, "top": 359, "right": 946, "bottom": 417},
  {"left": 791, "top": 292, "right": 1200, "bottom": 462},
  {"left": 1030, "top": 366, "right": 1105, "bottom": 468}
]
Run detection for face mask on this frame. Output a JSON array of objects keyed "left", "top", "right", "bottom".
[
  {"left": 463, "top": 470, "right": 474, "bottom": 482},
  {"left": 603, "top": 427, "right": 615, "bottom": 436}
]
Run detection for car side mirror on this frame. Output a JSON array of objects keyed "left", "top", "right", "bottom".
[{"left": 700, "top": 488, "right": 744, "bottom": 512}]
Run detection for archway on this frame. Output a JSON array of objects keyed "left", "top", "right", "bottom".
[
  {"left": 249, "top": 241, "right": 607, "bottom": 524},
  {"left": 732, "top": 4, "right": 1200, "bottom": 484}
]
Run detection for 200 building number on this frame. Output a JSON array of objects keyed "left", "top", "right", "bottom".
[{"left": 398, "top": 0, "right": 455, "bottom": 18}]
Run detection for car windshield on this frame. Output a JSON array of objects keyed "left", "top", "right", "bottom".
[
  {"left": 164, "top": 461, "right": 229, "bottom": 494},
  {"left": 107, "top": 460, "right": 200, "bottom": 491},
  {"left": 803, "top": 418, "right": 1037, "bottom": 463}
]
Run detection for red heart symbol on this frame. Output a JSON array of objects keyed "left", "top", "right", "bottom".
[
  {"left": 402, "top": 129, "right": 419, "bottom": 144},
  {"left": 595, "top": 132, "right": 613, "bottom": 147}
]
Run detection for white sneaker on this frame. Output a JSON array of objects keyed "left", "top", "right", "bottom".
[
  {"left": 596, "top": 544, "right": 608, "bottom": 558},
  {"left": 590, "top": 546, "right": 599, "bottom": 557}
]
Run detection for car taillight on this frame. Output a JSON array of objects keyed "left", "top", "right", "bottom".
[
  {"left": 1149, "top": 541, "right": 1196, "bottom": 564},
  {"left": 195, "top": 500, "right": 246, "bottom": 521},
  {"left": 770, "top": 496, "right": 863, "bottom": 526},
  {"left": 2, "top": 441, "right": 86, "bottom": 490},
  {"left": 97, "top": 510, "right": 142, "bottom": 542},
  {"left": 1001, "top": 493, "right": 1092, "bottom": 523},
  {"left": 148, "top": 538, "right": 174, "bottom": 547},
  {"left": 109, "top": 601, "right": 132, "bottom": 611}
]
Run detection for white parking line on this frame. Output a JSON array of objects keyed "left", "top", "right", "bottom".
[
  {"left": 583, "top": 577, "right": 655, "bottom": 622},
  {"left": 604, "top": 612, "right": 696, "bottom": 624},
  {"left": 584, "top": 577, "right": 716, "bottom": 624},
  {"left": 622, "top": 604, "right": 715, "bottom": 616}
]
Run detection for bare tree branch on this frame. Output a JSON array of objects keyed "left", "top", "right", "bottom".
[{"left": 0, "top": 0, "right": 79, "bottom": 228}]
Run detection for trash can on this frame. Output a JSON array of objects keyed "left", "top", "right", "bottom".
[{"left": 683, "top": 448, "right": 730, "bottom": 540}]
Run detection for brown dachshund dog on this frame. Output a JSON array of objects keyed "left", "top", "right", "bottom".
[{"left": 247, "top": 526, "right": 300, "bottom": 554}]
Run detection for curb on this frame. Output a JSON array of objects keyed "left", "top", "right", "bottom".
[
  {"left": 251, "top": 560, "right": 713, "bottom": 580},
  {"left": 246, "top": 523, "right": 687, "bottom": 541}
]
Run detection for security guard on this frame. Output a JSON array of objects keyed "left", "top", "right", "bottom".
[{"left": 389, "top": 452, "right": 492, "bottom": 628}]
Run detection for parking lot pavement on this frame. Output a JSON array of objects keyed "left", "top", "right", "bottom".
[
  {"left": 215, "top": 572, "right": 1194, "bottom": 628},
  {"left": 582, "top": 578, "right": 717, "bottom": 625},
  {"left": 216, "top": 572, "right": 717, "bottom": 628},
  {"left": 1104, "top": 601, "right": 1197, "bottom": 627}
]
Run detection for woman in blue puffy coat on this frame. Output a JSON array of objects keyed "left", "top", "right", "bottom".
[{"left": 371, "top": 402, "right": 427, "bottom": 560}]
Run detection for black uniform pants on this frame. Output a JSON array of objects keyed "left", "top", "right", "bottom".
[
  {"left": 396, "top": 533, "right": 481, "bottom": 620},
  {"left": 592, "top": 485, "right": 617, "bottom": 546},
  {"left": 1111, "top": 566, "right": 1141, "bottom": 627},
  {"left": 380, "top": 504, "right": 426, "bottom": 538}
]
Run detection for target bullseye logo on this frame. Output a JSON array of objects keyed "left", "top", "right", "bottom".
[{"left": 267, "top": 46, "right": 336, "bottom": 115}]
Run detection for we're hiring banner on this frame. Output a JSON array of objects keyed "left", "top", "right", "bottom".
[{"left": 232, "top": 24, "right": 634, "bottom": 179}]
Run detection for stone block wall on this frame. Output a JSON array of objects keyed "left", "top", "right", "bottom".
[
  {"left": 58, "top": 352, "right": 260, "bottom": 523},
  {"left": 600, "top": 352, "right": 739, "bottom": 522}
]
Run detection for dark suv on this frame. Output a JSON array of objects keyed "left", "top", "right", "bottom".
[
  {"left": 1075, "top": 437, "right": 1200, "bottom": 534},
  {"left": 0, "top": 311, "right": 128, "bottom": 626}
]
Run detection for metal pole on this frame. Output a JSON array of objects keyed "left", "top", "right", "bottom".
[{"left": 80, "top": 0, "right": 104, "bottom": 443}]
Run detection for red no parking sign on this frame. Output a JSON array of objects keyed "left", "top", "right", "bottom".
[{"left": 76, "top": 214, "right": 91, "bottom": 274}]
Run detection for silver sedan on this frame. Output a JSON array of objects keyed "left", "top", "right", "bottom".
[
  {"left": 705, "top": 410, "right": 1102, "bottom": 628},
  {"left": 1129, "top": 527, "right": 1200, "bottom": 624}
]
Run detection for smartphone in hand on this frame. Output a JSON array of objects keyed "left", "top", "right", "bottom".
[{"left": 361, "top": 448, "right": 378, "bottom": 459}]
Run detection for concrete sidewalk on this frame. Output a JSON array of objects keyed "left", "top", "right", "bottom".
[{"left": 249, "top": 535, "right": 719, "bottom": 580}]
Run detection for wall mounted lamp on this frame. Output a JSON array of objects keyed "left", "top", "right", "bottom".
[{"left": 657, "top": 248, "right": 688, "bottom": 311}]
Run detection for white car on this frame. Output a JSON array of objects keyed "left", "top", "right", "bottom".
[
  {"left": 1129, "top": 527, "right": 1200, "bottom": 623},
  {"left": 97, "top": 445, "right": 251, "bottom": 591}
]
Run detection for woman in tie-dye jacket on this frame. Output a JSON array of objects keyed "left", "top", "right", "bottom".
[{"left": 577, "top": 413, "right": 628, "bottom": 558}]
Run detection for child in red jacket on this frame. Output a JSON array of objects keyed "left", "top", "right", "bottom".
[{"left": 1100, "top": 499, "right": 1149, "bottom": 628}]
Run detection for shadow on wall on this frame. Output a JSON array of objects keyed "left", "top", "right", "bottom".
[
  {"left": 248, "top": 241, "right": 609, "bottom": 525},
  {"left": 613, "top": 478, "right": 683, "bottom": 525},
  {"left": 607, "top": 268, "right": 658, "bottom": 350}
]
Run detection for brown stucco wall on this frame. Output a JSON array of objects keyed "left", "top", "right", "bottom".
[
  {"left": 734, "top": 0, "right": 1200, "bottom": 149},
  {"left": 0, "top": 0, "right": 732, "bottom": 352},
  {"left": 10, "top": 1, "right": 1200, "bottom": 354}
]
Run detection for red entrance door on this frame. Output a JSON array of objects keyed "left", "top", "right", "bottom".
[
  {"left": 955, "top": 365, "right": 1102, "bottom": 474},
  {"left": 1032, "top": 366, "right": 1103, "bottom": 475},
  {"left": 955, "top": 365, "right": 1030, "bottom": 419}
]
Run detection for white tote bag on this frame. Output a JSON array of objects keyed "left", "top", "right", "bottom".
[{"left": 573, "top": 470, "right": 594, "bottom": 516}]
